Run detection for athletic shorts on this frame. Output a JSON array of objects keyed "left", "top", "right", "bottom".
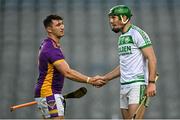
[
  {"left": 35, "top": 94, "right": 65, "bottom": 118},
  {"left": 120, "top": 84, "right": 149, "bottom": 109}
]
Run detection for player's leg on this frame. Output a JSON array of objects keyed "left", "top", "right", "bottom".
[
  {"left": 121, "top": 108, "right": 129, "bottom": 119},
  {"left": 137, "top": 105, "right": 145, "bottom": 118},
  {"left": 121, "top": 103, "right": 145, "bottom": 119},
  {"left": 128, "top": 104, "right": 139, "bottom": 118},
  {"left": 35, "top": 94, "right": 65, "bottom": 119},
  {"left": 137, "top": 97, "right": 150, "bottom": 118},
  {"left": 128, "top": 103, "right": 146, "bottom": 119}
]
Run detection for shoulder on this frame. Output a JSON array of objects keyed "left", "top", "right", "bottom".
[
  {"left": 40, "top": 38, "right": 56, "bottom": 52},
  {"left": 39, "top": 39, "right": 54, "bottom": 57},
  {"left": 131, "top": 25, "right": 149, "bottom": 39},
  {"left": 42, "top": 38, "right": 54, "bottom": 48}
]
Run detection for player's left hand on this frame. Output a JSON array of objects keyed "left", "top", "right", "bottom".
[
  {"left": 146, "top": 83, "right": 156, "bottom": 97},
  {"left": 91, "top": 75, "right": 107, "bottom": 87}
]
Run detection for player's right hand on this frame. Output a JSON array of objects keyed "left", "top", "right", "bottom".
[{"left": 90, "top": 75, "right": 107, "bottom": 87}]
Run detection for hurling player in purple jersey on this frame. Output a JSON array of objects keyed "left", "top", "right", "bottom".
[{"left": 34, "top": 14, "right": 106, "bottom": 119}]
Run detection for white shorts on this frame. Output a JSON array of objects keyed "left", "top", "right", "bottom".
[
  {"left": 120, "top": 84, "right": 147, "bottom": 109},
  {"left": 35, "top": 94, "right": 65, "bottom": 118}
]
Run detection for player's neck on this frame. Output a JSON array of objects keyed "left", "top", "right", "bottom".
[
  {"left": 48, "top": 34, "right": 61, "bottom": 46},
  {"left": 122, "top": 22, "right": 131, "bottom": 33}
]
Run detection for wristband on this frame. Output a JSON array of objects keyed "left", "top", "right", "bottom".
[
  {"left": 149, "top": 81, "right": 155, "bottom": 84},
  {"left": 86, "top": 77, "right": 90, "bottom": 83}
]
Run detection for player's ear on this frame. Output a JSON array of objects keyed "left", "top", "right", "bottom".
[{"left": 46, "top": 26, "right": 52, "bottom": 33}]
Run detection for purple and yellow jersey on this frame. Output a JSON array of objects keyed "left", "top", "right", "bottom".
[{"left": 35, "top": 38, "right": 65, "bottom": 98}]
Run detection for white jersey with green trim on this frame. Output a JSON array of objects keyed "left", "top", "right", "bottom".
[{"left": 118, "top": 25, "right": 152, "bottom": 86}]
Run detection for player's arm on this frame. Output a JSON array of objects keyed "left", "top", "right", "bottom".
[
  {"left": 103, "top": 65, "right": 120, "bottom": 82},
  {"left": 141, "top": 46, "right": 157, "bottom": 97},
  {"left": 53, "top": 59, "right": 105, "bottom": 85},
  {"left": 141, "top": 46, "right": 157, "bottom": 82}
]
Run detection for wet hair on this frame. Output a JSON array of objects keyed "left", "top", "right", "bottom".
[{"left": 43, "top": 14, "right": 63, "bottom": 28}]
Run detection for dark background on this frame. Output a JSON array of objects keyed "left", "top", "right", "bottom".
[{"left": 0, "top": 0, "right": 180, "bottom": 119}]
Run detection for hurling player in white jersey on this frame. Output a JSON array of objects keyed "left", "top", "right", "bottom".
[{"left": 99, "top": 5, "right": 157, "bottom": 119}]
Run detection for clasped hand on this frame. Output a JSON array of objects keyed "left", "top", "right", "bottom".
[{"left": 89, "top": 75, "right": 107, "bottom": 87}]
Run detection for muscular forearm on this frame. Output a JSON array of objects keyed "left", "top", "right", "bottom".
[
  {"left": 64, "top": 69, "right": 89, "bottom": 83},
  {"left": 53, "top": 60, "right": 106, "bottom": 86},
  {"left": 104, "top": 65, "right": 120, "bottom": 81},
  {"left": 148, "top": 58, "right": 157, "bottom": 81},
  {"left": 53, "top": 60, "right": 90, "bottom": 83},
  {"left": 147, "top": 57, "right": 157, "bottom": 97}
]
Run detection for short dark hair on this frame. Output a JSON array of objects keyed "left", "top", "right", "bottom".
[{"left": 43, "top": 14, "right": 63, "bottom": 28}]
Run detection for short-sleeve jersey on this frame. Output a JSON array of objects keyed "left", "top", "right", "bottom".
[
  {"left": 35, "top": 38, "right": 65, "bottom": 97},
  {"left": 118, "top": 25, "right": 152, "bottom": 86}
]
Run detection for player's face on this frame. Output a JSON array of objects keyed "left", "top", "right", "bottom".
[
  {"left": 50, "top": 20, "right": 64, "bottom": 38},
  {"left": 109, "top": 15, "right": 124, "bottom": 33}
]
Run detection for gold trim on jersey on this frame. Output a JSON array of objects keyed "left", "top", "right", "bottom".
[
  {"left": 53, "top": 59, "right": 65, "bottom": 65},
  {"left": 40, "top": 63, "right": 54, "bottom": 97}
]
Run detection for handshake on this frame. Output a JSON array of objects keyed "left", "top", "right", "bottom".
[{"left": 87, "top": 75, "right": 107, "bottom": 88}]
